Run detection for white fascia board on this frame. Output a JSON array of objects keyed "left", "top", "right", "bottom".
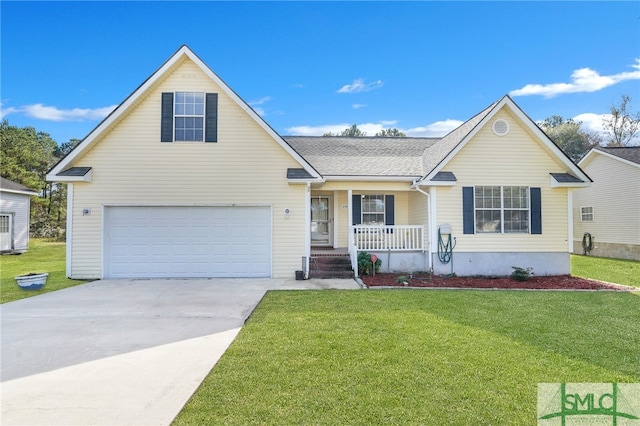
[
  {"left": 549, "top": 176, "right": 591, "bottom": 188},
  {"left": 0, "top": 188, "right": 38, "bottom": 196},
  {"left": 323, "top": 175, "right": 419, "bottom": 182},
  {"left": 288, "top": 178, "right": 325, "bottom": 185},
  {"left": 46, "top": 170, "right": 92, "bottom": 183},
  {"left": 417, "top": 100, "right": 502, "bottom": 184},
  {"left": 417, "top": 96, "right": 592, "bottom": 185},
  {"left": 580, "top": 148, "right": 640, "bottom": 169},
  {"left": 49, "top": 46, "right": 321, "bottom": 180},
  {"left": 180, "top": 48, "right": 321, "bottom": 180},
  {"left": 413, "top": 180, "right": 456, "bottom": 187}
]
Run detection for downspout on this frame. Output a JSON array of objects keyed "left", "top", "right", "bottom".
[
  {"left": 412, "top": 185, "right": 433, "bottom": 273},
  {"left": 66, "top": 183, "right": 73, "bottom": 278},
  {"left": 304, "top": 183, "right": 311, "bottom": 278}
]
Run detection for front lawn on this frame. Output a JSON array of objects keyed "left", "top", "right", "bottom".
[
  {"left": 571, "top": 254, "right": 640, "bottom": 288},
  {"left": 174, "top": 290, "right": 640, "bottom": 425},
  {"left": 0, "top": 239, "right": 86, "bottom": 303}
]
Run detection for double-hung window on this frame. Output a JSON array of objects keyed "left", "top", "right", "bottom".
[
  {"left": 161, "top": 92, "right": 218, "bottom": 143},
  {"left": 361, "top": 195, "right": 385, "bottom": 225},
  {"left": 174, "top": 92, "right": 204, "bottom": 141},
  {"left": 475, "top": 186, "right": 530, "bottom": 233},
  {"left": 581, "top": 206, "right": 594, "bottom": 222}
]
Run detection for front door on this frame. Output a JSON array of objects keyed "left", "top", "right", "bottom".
[
  {"left": 311, "top": 196, "right": 332, "bottom": 247},
  {"left": 0, "top": 214, "right": 12, "bottom": 251}
]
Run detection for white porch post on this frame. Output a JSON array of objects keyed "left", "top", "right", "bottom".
[
  {"left": 429, "top": 186, "right": 437, "bottom": 269},
  {"left": 347, "top": 189, "right": 353, "bottom": 249},
  {"left": 305, "top": 183, "right": 311, "bottom": 278},
  {"left": 567, "top": 189, "right": 574, "bottom": 254}
]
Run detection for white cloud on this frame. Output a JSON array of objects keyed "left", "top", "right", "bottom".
[
  {"left": 286, "top": 121, "right": 391, "bottom": 136},
  {"left": 248, "top": 96, "right": 272, "bottom": 116},
  {"left": 248, "top": 96, "right": 271, "bottom": 106},
  {"left": 572, "top": 112, "right": 608, "bottom": 135},
  {"left": 510, "top": 59, "right": 640, "bottom": 98},
  {"left": 285, "top": 119, "right": 460, "bottom": 137},
  {"left": 509, "top": 58, "right": 640, "bottom": 98},
  {"left": 337, "top": 78, "right": 384, "bottom": 94},
  {"left": 405, "top": 119, "right": 464, "bottom": 137},
  {"left": 2, "top": 103, "right": 117, "bottom": 122},
  {"left": 0, "top": 102, "right": 18, "bottom": 119},
  {"left": 352, "top": 104, "right": 367, "bottom": 109}
]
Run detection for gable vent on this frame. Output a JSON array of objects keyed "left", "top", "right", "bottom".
[{"left": 492, "top": 119, "right": 510, "bottom": 136}]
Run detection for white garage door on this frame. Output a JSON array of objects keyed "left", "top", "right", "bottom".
[{"left": 104, "top": 206, "right": 271, "bottom": 278}]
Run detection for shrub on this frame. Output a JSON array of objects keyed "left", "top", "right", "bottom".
[
  {"left": 511, "top": 266, "right": 534, "bottom": 282},
  {"left": 357, "top": 252, "right": 381, "bottom": 275}
]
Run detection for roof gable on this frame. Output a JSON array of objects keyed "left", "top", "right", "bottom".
[
  {"left": 0, "top": 177, "right": 38, "bottom": 195},
  {"left": 48, "top": 45, "right": 320, "bottom": 181},
  {"left": 579, "top": 146, "right": 640, "bottom": 169},
  {"left": 416, "top": 95, "right": 591, "bottom": 185}
]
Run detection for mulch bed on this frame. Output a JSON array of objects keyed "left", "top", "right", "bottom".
[{"left": 360, "top": 273, "right": 630, "bottom": 290}]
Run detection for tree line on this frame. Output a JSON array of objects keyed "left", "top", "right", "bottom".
[
  {"left": 0, "top": 119, "right": 80, "bottom": 239},
  {"left": 0, "top": 95, "right": 638, "bottom": 238}
]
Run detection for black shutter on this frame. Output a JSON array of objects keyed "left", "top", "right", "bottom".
[
  {"left": 352, "top": 195, "right": 361, "bottom": 225},
  {"left": 205, "top": 93, "right": 218, "bottom": 143},
  {"left": 161, "top": 92, "right": 174, "bottom": 142},
  {"left": 385, "top": 195, "right": 395, "bottom": 233},
  {"left": 462, "top": 187, "right": 474, "bottom": 234},
  {"left": 530, "top": 187, "right": 542, "bottom": 234}
]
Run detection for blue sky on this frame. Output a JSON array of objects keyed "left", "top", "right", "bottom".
[{"left": 2, "top": 1, "right": 639, "bottom": 144}]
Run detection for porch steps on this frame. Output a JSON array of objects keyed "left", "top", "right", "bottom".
[{"left": 309, "top": 254, "right": 354, "bottom": 279}]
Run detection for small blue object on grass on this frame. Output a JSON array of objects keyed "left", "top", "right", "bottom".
[{"left": 15, "top": 273, "right": 49, "bottom": 291}]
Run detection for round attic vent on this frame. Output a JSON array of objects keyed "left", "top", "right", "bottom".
[{"left": 492, "top": 119, "right": 510, "bottom": 136}]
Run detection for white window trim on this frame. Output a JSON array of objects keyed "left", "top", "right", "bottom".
[
  {"left": 475, "top": 186, "right": 530, "bottom": 234},
  {"left": 174, "top": 91, "right": 205, "bottom": 142},
  {"left": 361, "top": 194, "right": 386, "bottom": 226},
  {"left": 580, "top": 206, "right": 594, "bottom": 222}
]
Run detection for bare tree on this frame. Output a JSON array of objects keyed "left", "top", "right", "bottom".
[{"left": 603, "top": 95, "right": 640, "bottom": 146}]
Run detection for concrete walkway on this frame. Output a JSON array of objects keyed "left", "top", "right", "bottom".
[{"left": 1, "top": 278, "right": 360, "bottom": 425}]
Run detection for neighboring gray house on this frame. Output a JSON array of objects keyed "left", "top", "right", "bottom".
[
  {"left": 572, "top": 147, "right": 640, "bottom": 261},
  {"left": 0, "top": 177, "right": 38, "bottom": 253}
]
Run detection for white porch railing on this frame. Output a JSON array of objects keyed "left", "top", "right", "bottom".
[{"left": 351, "top": 225, "right": 425, "bottom": 252}]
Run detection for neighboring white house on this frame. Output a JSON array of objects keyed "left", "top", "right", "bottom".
[
  {"left": 572, "top": 147, "right": 640, "bottom": 261},
  {"left": 47, "top": 45, "right": 592, "bottom": 280},
  {"left": 0, "top": 177, "right": 38, "bottom": 253}
]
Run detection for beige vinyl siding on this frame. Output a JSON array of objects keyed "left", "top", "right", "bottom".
[
  {"left": 0, "top": 192, "right": 31, "bottom": 252},
  {"left": 436, "top": 108, "right": 569, "bottom": 252},
  {"left": 573, "top": 154, "right": 640, "bottom": 245},
  {"left": 69, "top": 58, "right": 306, "bottom": 278}
]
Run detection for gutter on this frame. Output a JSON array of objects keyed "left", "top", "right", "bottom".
[{"left": 411, "top": 184, "right": 433, "bottom": 273}]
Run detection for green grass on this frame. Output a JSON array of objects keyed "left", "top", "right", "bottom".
[
  {"left": 1, "top": 238, "right": 87, "bottom": 303},
  {"left": 174, "top": 290, "right": 640, "bottom": 425},
  {"left": 571, "top": 254, "right": 640, "bottom": 288}
]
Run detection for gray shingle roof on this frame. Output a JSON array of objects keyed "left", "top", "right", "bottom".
[
  {"left": 284, "top": 136, "right": 438, "bottom": 177},
  {"left": 0, "top": 177, "right": 37, "bottom": 194},
  {"left": 58, "top": 167, "right": 92, "bottom": 177},
  {"left": 286, "top": 168, "right": 314, "bottom": 179},
  {"left": 420, "top": 102, "right": 497, "bottom": 177},
  {"left": 431, "top": 171, "right": 457, "bottom": 182},
  {"left": 596, "top": 146, "right": 640, "bottom": 165},
  {"left": 550, "top": 173, "right": 584, "bottom": 183}
]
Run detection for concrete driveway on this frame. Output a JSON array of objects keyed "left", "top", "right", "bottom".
[{"left": 1, "top": 278, "right": 360, "bottom": 425}]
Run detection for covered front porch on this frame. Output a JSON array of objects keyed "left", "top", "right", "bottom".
[{"left": 308, "top": 185, "right": 434, "bottom": 277}]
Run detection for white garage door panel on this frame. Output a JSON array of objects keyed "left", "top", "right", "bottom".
[{"left": 104, "top": 206, "right": 271, "bottom": 278}]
